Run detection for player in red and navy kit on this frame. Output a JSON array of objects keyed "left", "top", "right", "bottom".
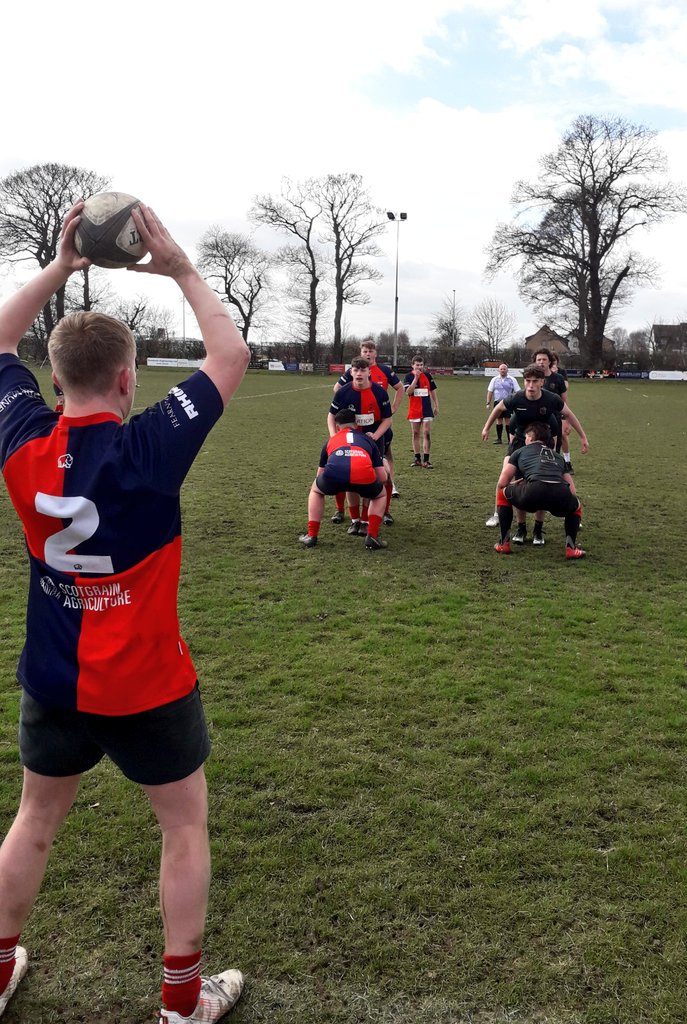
[
  {"left": 333, "top": 341, "right": 403, "bottom": 508},
  {"left": 328, "top": 357, "right": 391, "bottom": 450},
  {"left": 0, "top": 204, "right": 249, "bottom": 1024},
  {"left": 299, "top": 409, "right": 389, "bottom": 550},
  {"left": 328, "top": 358, "right": 392, "bottom": 536},
  {"left": 404, "top": 355, "right": 439, "bottom": 468}
]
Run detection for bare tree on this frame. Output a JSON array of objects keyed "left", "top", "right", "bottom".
[
  {"left": 315, "top": 174, "right": 386, "bottom": 362},
  {"left": 467, "top": 299, "right": 516, "bottom": 359},
  {"left": 196, "top": 228, "right": 272, "bottom": 342},
  {"left": 0, "top": 163, "right": 110, "bottom": 349},
  {"left": 64, "top": 265, "right": 115, "bottom": 317},
  {"left": 251, "top": 179, "right": 327, "bottom": 362},
  {"left": 430, "top": 294, "right": 467, "bottom": 347},
  {"left": 487, "top": 115, "right": 686, "bottom": 366}
]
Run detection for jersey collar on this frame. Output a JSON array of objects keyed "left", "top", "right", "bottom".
[{"left": 58, "top": 412, "right": 122, "bottom": 427}]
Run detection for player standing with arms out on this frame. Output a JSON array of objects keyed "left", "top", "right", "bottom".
[
  {"left": 299, "top": 409, "right": 389, "bottom": 550},
  {"left": 486, "top": 363, "right": 518, "bottom": 445},
  {"left": 332, "top": 340, "right": 403, "bottom": 518},
  {"left": 0, "top": 203, "right": 250, "bottom": 1024},
  {"left": 328, "top": 358, "right": 392, "bottom": 536},
  {"left": 404, "top": 356, "right": 439, "bottom": 468}
]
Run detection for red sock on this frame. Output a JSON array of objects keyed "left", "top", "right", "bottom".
[
  {"left": 0, "top": 935, "right": 20, "bottom": 994},
  {"left": 348, "top": 503, "right": 360, "bottom": 521},
  {"left": 335, "top": 492, "right": 346, "bottom": 512},
  {"left": 360, "top": 504, "right": 369, "bottom": 524},
  {"left": 162, "top": 951, "right": 202, "bottom": 1017},
  {"left": 367, "top": 514, "right": 382, "bottom": 539},
  {"left": 384, "top": 482, "right": 392, "bottom": 514},
  {"left": 308, "top": 519, "right": 321, "bottom": 538}
]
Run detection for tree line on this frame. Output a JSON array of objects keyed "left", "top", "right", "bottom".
[
  {"left": 0, "top": 116, "right": 684, "bottom": 369},
  {"left": 0, "top": 166, "right": 386, "bottom": 365}
]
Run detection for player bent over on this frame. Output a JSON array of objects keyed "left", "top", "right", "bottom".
[
  {"left": 299, "top": 409, "right": 389, "bottom": 550},
  {"left": 493, "top": 422, "right": 585, "bottom": 559},
  {"left": 404, "top": 356, "right": 439, "bottom": 468},
  {"left": 0, "top": 203, "right": 250, "bottom": 1023}
]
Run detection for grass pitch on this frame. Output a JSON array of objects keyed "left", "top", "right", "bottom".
[{"left": 0, "top": 369, "right": 685, "bottom": 1023}]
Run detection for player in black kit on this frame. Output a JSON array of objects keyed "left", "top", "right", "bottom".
[
  {"left": 492, "top": 422, "right": 585, "bottom": 559},
  {"left": 482, "top": 365, "right": 589, "bottom": 540}
]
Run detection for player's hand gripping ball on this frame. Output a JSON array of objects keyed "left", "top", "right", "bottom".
[{"left": 75, "top": 192, "right": 149, "bottom": 269}]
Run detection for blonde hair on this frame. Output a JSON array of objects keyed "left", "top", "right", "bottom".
[{"left": 48, "top": 312, "right": 136, "bottom": 397}]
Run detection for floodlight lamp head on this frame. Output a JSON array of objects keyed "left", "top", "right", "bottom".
[
  {"left": 400, "top": 212, "right": 407, "bottom": 220},
  {"left": 386, "top": 211, "right": 395, "bottom": 221}
]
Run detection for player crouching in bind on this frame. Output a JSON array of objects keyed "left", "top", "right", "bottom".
[
  {"left": 299, "top": 409, "right": 390, "bottom": 550},
  {"left": 493, "top": 422, "right": 585, "bottom": 559}
]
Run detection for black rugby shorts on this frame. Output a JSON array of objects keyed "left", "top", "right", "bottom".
[{"left": 19, "top": 683, "right": 211, "bottom": 785}]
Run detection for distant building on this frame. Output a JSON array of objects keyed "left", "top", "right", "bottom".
[
  {"left": 524, "top": 326, "right": 570, "bottom": 356},
  {"left": 651, "top": 323, "right": 687, "bottom": 353},
  {"left": 568, "top": 333, "right": 615, "bottom": 355}
]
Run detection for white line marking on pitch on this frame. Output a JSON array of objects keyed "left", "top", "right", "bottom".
[
  {"left": 232, "top": 384, "right": 334, "bottom": 400},
  {"left": 131, "top": 383, "right": 333, "bottom": 414}
]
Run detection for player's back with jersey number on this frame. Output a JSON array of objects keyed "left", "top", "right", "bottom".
[{"left": 0, "top": 355, "right": 223, "bottom": 716}]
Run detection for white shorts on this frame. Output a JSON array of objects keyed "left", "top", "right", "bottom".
[{"left": 409, "top": 417, "right": 434, "bottom": 423}]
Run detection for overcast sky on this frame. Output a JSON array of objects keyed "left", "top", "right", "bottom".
[{"left": 2, "top": 0, "right": 686, "bottom": 346}]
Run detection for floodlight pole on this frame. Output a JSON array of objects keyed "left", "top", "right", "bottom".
[
  {"left": 387, "top": 211, "right": 407, "bottom": 368},
  {"left": 452, "top": 289, "right": 457, "bottom": 347}
]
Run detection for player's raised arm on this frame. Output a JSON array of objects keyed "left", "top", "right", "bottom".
[
  {"left": 0, "top": 204, "right": 90, "bottom": 355},
  {"left": 129, "top": 205, "right": 249, "bottom": 406}
]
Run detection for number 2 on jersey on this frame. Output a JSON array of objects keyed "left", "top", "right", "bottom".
[{"left": 35, "top": 492, "right": 114, "bottom": 574}]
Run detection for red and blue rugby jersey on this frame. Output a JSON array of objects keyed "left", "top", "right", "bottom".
[
  {"left": 403, "top": 371, "right": 437, "bottom": 419},
  {"left": 328, "top": 382, "right": 391, "bottom": 433},
  {"left": 336, "top": 363, "right": 400, "bottom": 392},
  {"left": 0, "top": 355, "right": 224, "bottom": 715},
  {"left": 318, "top": 427, "right": 382, "bottom": 486}
]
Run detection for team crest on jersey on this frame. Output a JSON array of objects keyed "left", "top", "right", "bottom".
[
  {"left": 335, "top": 449, "right": 344, "bottom": 456},
  {"left": 39, "top": 576, "right": 61, "bottom": 599},
  {"left": 57, "top": 453, "right": 73, "bottom": 469},
  {"left": 539, "top": 406, "right": 548, "bottom": 415}
]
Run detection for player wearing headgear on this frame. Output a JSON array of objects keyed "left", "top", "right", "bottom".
[
  {"left": 332, "top": 340, "right": 403, "bottom": 518},
  {"left": 482, "top": 364, "right": 589, "bottom": 543},
  {"left": 486, "top": 363, "right": 518, "bottom": 445},
  {"left": 328, "top": 358, "right": 392, "bottom": 535},
  {"left": 0, "top": 202, "right": 249, "bottom": 1024},
  {"left": 404, "top": 356, "right": 439, "bottom": 468},
  {"left": 299, "top": 409, "right": 389, "bottom": 550},
  {"left": 492, "top": 421, "right": 585, "bottom": 559}
]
